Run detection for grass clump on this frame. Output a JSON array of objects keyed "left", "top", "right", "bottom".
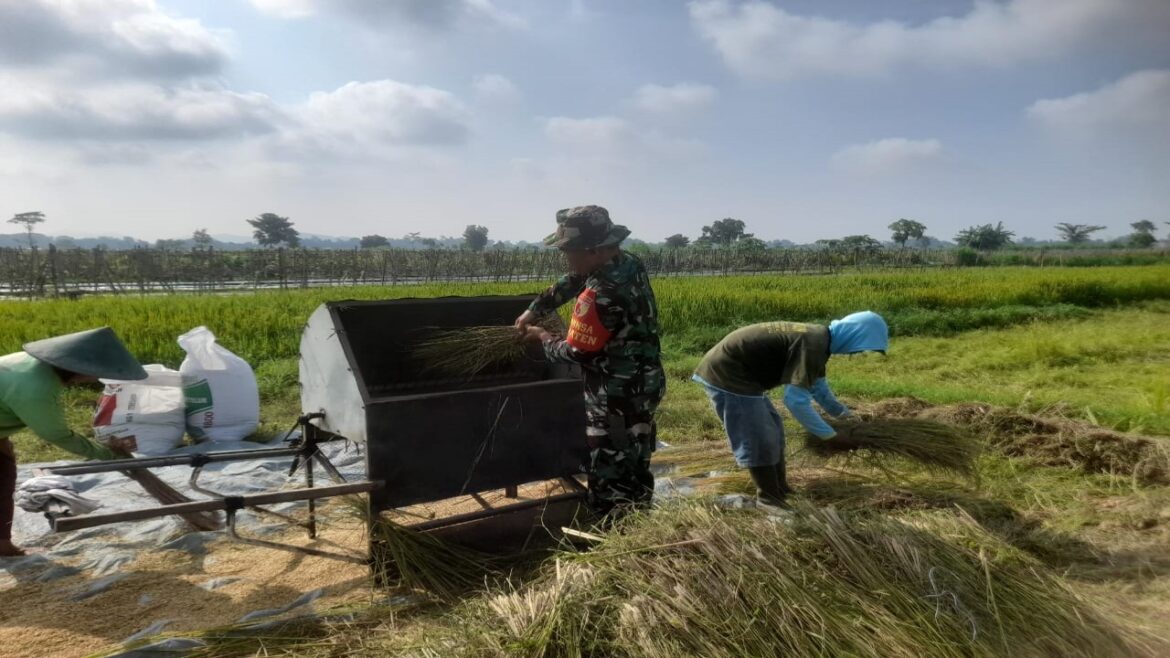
[
  {"left": 802, "top": 418, "right": 982, "bottom": 480},
  {"left": 384, "top": 500, "right": 1153, "bottom": 658}
]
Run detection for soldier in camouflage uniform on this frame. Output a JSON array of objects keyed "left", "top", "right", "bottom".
[{"left": 517, "top": 205, "right": 665, "bottom": 515}]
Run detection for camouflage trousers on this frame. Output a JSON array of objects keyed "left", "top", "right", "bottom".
[{"left": 583, "top": 395, "right": 661, "bottom": 515}]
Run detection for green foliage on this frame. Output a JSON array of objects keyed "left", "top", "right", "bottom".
[
  {"left": 888, "top": 218, "right": 927, "bottom": 246},
  {"left": 697, "top": 217, "right": 752, "bottom": 246},
  {"left": 955, "top": 246, "right": 981, "bottom": 266},
  {"left": 360, "top": 234, "right": 390, "bottom": 249},
  {"left": 663, "top": 233, "right": 689, "bottom": 249},
  {"left": 191, "top": 228, "right": 212, "bottom": 248},
  {"left": 1128, "top": 220, "right": 1158, "bottom": 248},
  {"left": 462, "top": 225, "right": 489, "bottom": 252},
  {"left": 8, "top": 211, "right": 45, "bottom": 250},
  {"left": 1054, "top": 223, "right": 1106, "bottom": 244},
  {"left": 246, "top": 212, "right": 299, "bottom": 248},
  {"left": 956, "top": 221, "right": 1015, "bottom": 251}
]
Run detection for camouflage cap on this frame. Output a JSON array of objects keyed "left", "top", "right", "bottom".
[{"left": 543, "top": 205, "right": 631, "bottom": 250}]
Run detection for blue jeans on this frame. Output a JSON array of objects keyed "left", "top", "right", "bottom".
[{"left": 693, "top": 375, "right": 784, "bottom": 468}]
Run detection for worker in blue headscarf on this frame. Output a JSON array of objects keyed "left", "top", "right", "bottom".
[{"left": 692, "top": 311, "right": 889, "bottom": 505}]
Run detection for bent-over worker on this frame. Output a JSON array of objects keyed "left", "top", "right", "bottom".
[
  {"left": 517, "top": 205, "right": 665, "bottom": 515},
  {"left": 0, "top": 327, "right": 146, "bottom": 556},
  {"left": 692, "top": 311, "right": 888, "bottom": 505}
]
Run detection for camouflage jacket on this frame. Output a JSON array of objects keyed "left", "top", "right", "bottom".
[{"left": 529, "top": 252, "right": 664, "bottom": 402}]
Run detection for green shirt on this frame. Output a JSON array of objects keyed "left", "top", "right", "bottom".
[
  {"left": 0, "top": 351, "right": 115, "bottom": 460},
  {"left": 694, "top": 322, "right": 831, "bottom": 395}
]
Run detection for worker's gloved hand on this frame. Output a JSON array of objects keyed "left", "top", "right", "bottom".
[
  {"left": 827, "top": 422, "right": 864, "bottom": 448},
  {"left": 514, "top": 309, "right": 538, "bottom": 334}
]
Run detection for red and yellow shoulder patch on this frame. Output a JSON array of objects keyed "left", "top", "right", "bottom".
[{"left": 567, "top": 288, "right": 611, "bottom": 352}]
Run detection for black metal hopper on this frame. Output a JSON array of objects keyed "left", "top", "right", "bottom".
[{"left": 299, "top": 296, "right": 590, "bottom": 527}]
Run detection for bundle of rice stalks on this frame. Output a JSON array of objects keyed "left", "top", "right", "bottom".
[
  {"left": 369, "top": 517, "right": 504, "bottom": 602},
  {"left": 803, "top": 418, "right": 982, "bottom": 479},
  {"left": 411, "top": 314, "right": 564, "bottom": 377},
  {"left": 388, "top": 500, "right": 1156, "bottom": 658}
]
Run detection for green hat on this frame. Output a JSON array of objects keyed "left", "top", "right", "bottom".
[
  {"left": 23, "top": 327, "right": 148, "bottom": 381},
  {"left": 543, "top": 205, "right": 631, "bottom": 250}
]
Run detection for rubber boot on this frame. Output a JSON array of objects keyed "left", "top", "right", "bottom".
[
  {"left": 774, "top": 453, "right": 793, "bottom": 496},
  {"left": 748, "top": 465, "right": 787, "bottom": 507}
]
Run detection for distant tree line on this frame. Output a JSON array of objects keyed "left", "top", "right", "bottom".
[{"left": 5, "top": 210, "right": 1167, "bottom": 254}]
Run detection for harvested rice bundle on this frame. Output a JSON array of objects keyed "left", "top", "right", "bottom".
[
  {"left": 411, "top": 314, "right": 564, "bottom": 377},
  {"left": 803, "top": 418, "right": 982, "bottom": 479},
  {"left": 369, "top": 517, "right": 502, "bottom": 601}
]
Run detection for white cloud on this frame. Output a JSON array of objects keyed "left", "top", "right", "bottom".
[
  {"left": 271, "top": 80, "right": 472, "bottom": 160},
  {"left": 473, "top": 74, "right": 520, "bottom": 105},
  {"left": 0, "top": 0, "right": 230, "bottom": 79},
  {"left": 1027, "top": 69, "right": 1170, "bottom": 135},
  {"left": 831, "top": 138, "right": 942, "bottom": 174},
  {"left": 510, "top": 157, "right": 545, "bottom": 181},
  {"left": 545, "top": 116, "right": 633, "bottom": 152},
  {"left": 0, "top": 72, "right": 472, "bottom": 168},
  {"left": 631, "top": 83, "right": 717, "bottom": 116},
  {"left": 0, "top": 78, "right": 283, "bottom": 140},
  {"left": 248, "top": 0, "right": 314, "bottom": 19},
  {"left": 544, "top": 116, "right": 706, "bottom": 164},
  {"left": 249, "top": 0, "right": 525, "bottom": 30},
  {"left": 689, "top": 0, "right": 1170, "bottom": 80}
]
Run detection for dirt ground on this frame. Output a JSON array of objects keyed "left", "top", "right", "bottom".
[{"left": 0, "top": 481, "right": 571, "bottom": 658}]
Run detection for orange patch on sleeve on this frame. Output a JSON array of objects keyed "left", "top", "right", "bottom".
[{"left": 566, "top": 288, "right": 612, "bottom": 352}]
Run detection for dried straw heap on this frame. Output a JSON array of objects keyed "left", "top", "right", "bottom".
[
  {"left": 861, "top": 397, "right": 1170, "bottom": 485},
  {"left": 803, "top": 418, "right": 983, "bottom": 479},
  {"left": 377, "top": 500, "right": 1155, "bottom": 657},
  {"left": 132, "top": 500, "right": 1160, "bottom": 657},
  {"left": 410, "top": 314, "right": 564, "bottom": 378}
]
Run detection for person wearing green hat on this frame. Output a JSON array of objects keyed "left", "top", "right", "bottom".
[
  {"left": 516, "top": 205, "right": 665, "bottom": 515},
  {"left": 0, "top": 327, "right": 147, "bottom": 556}
]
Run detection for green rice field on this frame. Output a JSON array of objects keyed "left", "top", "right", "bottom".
[{"left": 4, "top": 264, "right": 1169, "bottom": 656}]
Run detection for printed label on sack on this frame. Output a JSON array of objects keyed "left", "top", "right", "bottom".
[
  {"left": 567, "top": 288, "right": 611, "bottom": 352},
  {"left": 183, "top": 379, "right": 214, "bottom": 415},
  {"left": 93, "top": 393, "right": 117, "bottom": 428}
]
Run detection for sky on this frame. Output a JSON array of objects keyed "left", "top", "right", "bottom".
[{"left": 0, "top": 0, "right": 1167, "bottom": 244}]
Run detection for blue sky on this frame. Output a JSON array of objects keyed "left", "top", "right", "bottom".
[{"left": 0, "top": 0, "right": 1166, "bottom": 243}]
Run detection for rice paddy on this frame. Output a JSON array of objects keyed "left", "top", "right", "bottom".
[{"left": 5, "top": 264, "right": 1170, "bottom": 656}]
